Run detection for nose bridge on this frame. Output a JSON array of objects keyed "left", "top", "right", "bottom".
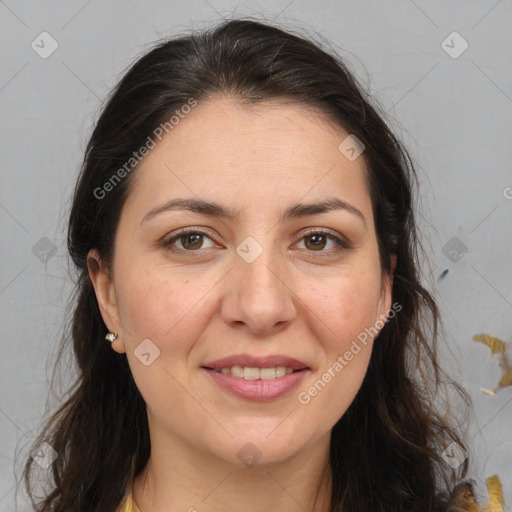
[
  {"left": 222, "top": 233, "right": 296, "bottom": 333},
  {"left": 240, "top": 236, "right": 280, "bottom": 293}
]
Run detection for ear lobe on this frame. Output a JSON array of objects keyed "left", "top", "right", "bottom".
[{"left": 87, "top": 249, "right": 126, "bottom": 354}]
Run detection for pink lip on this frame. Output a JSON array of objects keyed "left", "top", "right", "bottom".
[
  {"left": 202, "top": 367, "right": 309, "bottom": 401},
  {"left": 202, "top": 354, "right": 309, "bottom": 371}
]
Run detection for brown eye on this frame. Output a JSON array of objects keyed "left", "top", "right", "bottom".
[
  {"left": 162, "top": 229, "right": 216, "bottom": 252},
  {"left": 296, "top": 230, "right": 349, "bottom": 255},
  {"left": 304, "top": 233, "right": 328, "bottom": 251},
  {"left": 181, "top": 232, "right": 204, "bottom": 250}
]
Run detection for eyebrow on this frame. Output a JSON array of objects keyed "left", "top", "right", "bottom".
[{"left": 141, "top": 197, "right": 367, "bottom": 228}]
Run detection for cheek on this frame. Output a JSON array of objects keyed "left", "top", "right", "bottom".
[
  {"left": 112, "top": 265, "right": 210, "bottom": 412},
  {"left": 297, "top": 271, "right": 380, "bottom": 426},
  {"left": 305, "top": 265, "right": 383, "bottom": 349},
  {"left": 114, "top": 262, "right": 196, "bottom": 346},
  {"left": 113, "top": 260, "right": 224, "bottom": 367}
]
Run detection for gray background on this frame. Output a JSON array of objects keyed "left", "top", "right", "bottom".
[{"left": 1, "top": 1, "right": 511, "bottom": 510}]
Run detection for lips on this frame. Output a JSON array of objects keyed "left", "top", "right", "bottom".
[
  {"left": 203, "top": 367, "right": 309, "bottom": 401},
  {"left": 202, "top": 354, "right": 310, "bottom": 371}
]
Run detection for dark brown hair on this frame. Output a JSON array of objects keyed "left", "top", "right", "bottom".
[{"left": 19, "top": 18, "right": 479, "bottom": 511}]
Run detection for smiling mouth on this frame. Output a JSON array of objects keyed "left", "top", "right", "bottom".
[
  {"left": 202, "top": 365, "right": 307, "bottom": 380},
  {"left": 201, "top": 365, "right": 309, "bottom": 401}
]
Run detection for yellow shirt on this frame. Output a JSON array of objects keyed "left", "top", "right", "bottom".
[
  {"left": 115, "top": 479, "right": 496, "bottom": 512},
  {"left": 116, "top": 484, "right": 141, "bottom": 512}
]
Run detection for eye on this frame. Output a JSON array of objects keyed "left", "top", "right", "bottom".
[
  {"left": 161, "top": 228, "right": 216, "bottom": 252},
  {"left": 161, "top": 228, "right": 351, "bottom": 255},
  {"left": 295, "top": 230, "right": 351, "bottom": 255}
]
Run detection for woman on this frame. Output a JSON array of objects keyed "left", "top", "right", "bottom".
[{"left": 21, "top": 18, "right": 481, "bottom": 512}]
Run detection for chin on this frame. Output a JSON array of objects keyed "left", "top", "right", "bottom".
[{"left": 206, "top": 429, "right": 305, "bottom": 468}]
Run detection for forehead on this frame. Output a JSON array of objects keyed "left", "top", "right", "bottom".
[
  {"left": 157, "top": 95, "right": 358, "bottom": 161},
  {"left": 126, "top": 95, "right": 372, "bottom": 222}
]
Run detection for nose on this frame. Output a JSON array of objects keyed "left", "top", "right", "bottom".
[{"left": 220, "top": 240, "right": 297, "bottom": 336}]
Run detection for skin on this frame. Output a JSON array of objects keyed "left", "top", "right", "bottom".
[{"left": 88, "top": 95, "right": 396, "bottom": 512}]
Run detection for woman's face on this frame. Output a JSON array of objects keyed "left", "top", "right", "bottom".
[{"left": 90, "top": 96, "right": 394, "bottom": 467}]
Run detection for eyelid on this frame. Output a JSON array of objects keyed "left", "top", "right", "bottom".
[
  {"left": 298, "top": 227, "right": 351, "bottom": 245},
  {"left": 160, "top": 226, "right": 353, "bottom": 254},
  {"left": 160, "top": 227, "right": 219, "bottom": 251},
  {"left": 294, "top": 228, "right": 353, "bottom": 254}
]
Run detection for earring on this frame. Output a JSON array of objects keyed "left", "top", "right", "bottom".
[{"left": 105, "top": 332, "right": 118, "bottom": 343}]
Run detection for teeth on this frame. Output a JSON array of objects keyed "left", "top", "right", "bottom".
[
  {"left": 260, "top": 367, "right": 276, "bottom": 379},
  {"left": 243, "top": 367, "right": 260, "bottom": 380},
  {"left": 231, "top": 365, "right": 244, "bottom": 378},
  {"left": 214, "top": 365, "right": 296, "bottom": 379}
]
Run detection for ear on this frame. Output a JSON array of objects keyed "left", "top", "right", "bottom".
[
  {"left": 377, "top": 253, "right": 397, "bottom": 322},
  {"left": 87, "top": 249, "right": 126, "bottom": 354},
  {"left": 389, "top": 253, "right": 397, "bottom": 276}
]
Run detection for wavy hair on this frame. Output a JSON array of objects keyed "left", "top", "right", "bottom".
[{"left": 19, "top": 18, "right": 479, "bottom": 511}]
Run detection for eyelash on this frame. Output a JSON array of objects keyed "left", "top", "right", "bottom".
[{"left": 160, "top": 228, "right": 352, "bottom": 256}]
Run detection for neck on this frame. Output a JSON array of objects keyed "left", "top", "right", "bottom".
[{"left": 132, "top": 428, "right": 333, "bottom": 512}]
